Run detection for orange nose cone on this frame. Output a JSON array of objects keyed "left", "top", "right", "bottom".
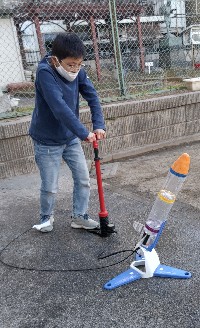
[{"left": 171, "top": 153, "right": 190, "bottom": 175}]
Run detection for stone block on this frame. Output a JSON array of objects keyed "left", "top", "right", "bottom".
[
  {"left": 0, "top": 116, "right": 30, "bottom": 139},
  {"left": 185, "top": 103, "right": 200, "bottom": 122},
  {"left": 0, "top": 156, "right": 36, "bottom": 179},
  {"left": 183, "top": 78, "right": 200, "bottom": 91},
  {"left": 0, "top": 94, "right": 11, "bottom": 113},
  {"left": 0, "top": 135, "right": 33, "bottom": 162},
  {"left": 186, "top": 119, "right": 200, "bottom": 135}
]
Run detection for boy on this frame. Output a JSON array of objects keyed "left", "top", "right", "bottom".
[{"left": 29, "top": 32, "right": 106, "bottom": 232}]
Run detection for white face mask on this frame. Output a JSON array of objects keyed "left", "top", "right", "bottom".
[{"left": 55, "top": 65, "right": 79, "bottom": 82}]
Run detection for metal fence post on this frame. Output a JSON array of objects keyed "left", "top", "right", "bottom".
[
  {"left": 109, "top": 0, "right": 126, "bottom": 96},
  {"left": 90, "top": 15, "right": 101, "bottom": 81},
  {"left": 136, "top": 15, "right": 145, "bottom": 73},
  {"left": 34, "top": 15, "right": 46, "bottom": 58}
]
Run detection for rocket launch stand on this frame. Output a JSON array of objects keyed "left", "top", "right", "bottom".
[{"left": 104, "top": 222, "right": 192, "bottom": 290}]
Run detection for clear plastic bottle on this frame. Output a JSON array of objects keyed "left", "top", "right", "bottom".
[{"left": 143, "top": 189, "right": 176, "bottom": 247}]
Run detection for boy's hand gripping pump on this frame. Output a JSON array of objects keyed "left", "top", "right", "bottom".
[
  {"left": 90, "top": 137, "right": 116, "bottom": 237},
  {"left": 104, "top": 153, "right": 192, "bottom": 290}
]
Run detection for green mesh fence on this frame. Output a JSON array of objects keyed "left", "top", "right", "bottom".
[{"left": 0, "top": 0, "right": 200, "bottom": 118}]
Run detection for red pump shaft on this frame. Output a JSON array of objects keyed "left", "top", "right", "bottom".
[{"left": 93, "top": 139, "right": 108, "bottom": 218}]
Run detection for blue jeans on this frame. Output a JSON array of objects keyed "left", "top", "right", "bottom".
[{"left": 33, "top": 139, "right": 90, "bottom": 220}]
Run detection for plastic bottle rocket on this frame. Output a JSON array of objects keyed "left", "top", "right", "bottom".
[
  {"left": 136, "top": 153, "right": 190, "bottom": 250},
  {"left": 104, "top": 153, "right": 192, "bottom": 290}
]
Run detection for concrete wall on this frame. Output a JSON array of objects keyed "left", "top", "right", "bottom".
[{"left": 1, "top": 91, "right": 200, "bottom": 179}]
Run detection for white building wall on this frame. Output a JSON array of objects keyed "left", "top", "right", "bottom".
[
  {"left": 21, "top": 20, "right": 66, "bottom": 63},
  {"left": 154, "top": 0, "right": 166, "bottom": 15},
  {"left": 154, "top": 0, "right": 186, "bottom": 33},
  {"left": 170, "top": 0, "right": 186, "bottom": 31},
  {"left": 0, "top": 18, "right": 25, "bottom": 89},
  {"left": 21, "top": 21, "right": 39, "bottom": 52}
]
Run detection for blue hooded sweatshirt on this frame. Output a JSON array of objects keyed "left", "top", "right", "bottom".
[{"left": 29, "top": 56, "right": 105, "bottom": 145}]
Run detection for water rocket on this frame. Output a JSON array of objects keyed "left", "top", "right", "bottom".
[
  {"left": 138, "top": 152, "right": 191, "bottom": 251},
  {"left": 104, "top": 153, "right": 192, "bottom": 290}
]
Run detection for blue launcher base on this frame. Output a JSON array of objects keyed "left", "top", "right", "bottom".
[{"left": 104, "top": 264, "right": 192, "bottom": 290}]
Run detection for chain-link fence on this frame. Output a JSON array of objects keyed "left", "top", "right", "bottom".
[{"left": 1, "top": 0, "right": 200, "bottom": 117}]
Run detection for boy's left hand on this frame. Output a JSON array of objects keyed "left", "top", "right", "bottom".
[{"left": 93, "top": 129, "right": 106, "bottom": 140}]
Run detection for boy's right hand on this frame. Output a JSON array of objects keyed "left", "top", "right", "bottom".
[{"left": 85, "top": 132, "right": 96, "bottom": 143}]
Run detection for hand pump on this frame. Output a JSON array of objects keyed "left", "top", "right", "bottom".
[{"left": 92, "top": 137, "right": 116, "bottom": 237}]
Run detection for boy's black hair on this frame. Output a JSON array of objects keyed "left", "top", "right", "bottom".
[{"left": 51, "top": 32, "right": 86, "bottom": 60}]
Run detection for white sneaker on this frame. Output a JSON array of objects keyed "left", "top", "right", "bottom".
[
  {"left": 71, "top": 214, "right": 99, "bottom": 230},
  {"left": 32, "top": 215, "right": 54, "bottom": 233}
]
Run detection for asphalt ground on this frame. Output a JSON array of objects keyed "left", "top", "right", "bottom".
[{"left": 0, "top": 142, "right": 199, "bottom": 328}]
